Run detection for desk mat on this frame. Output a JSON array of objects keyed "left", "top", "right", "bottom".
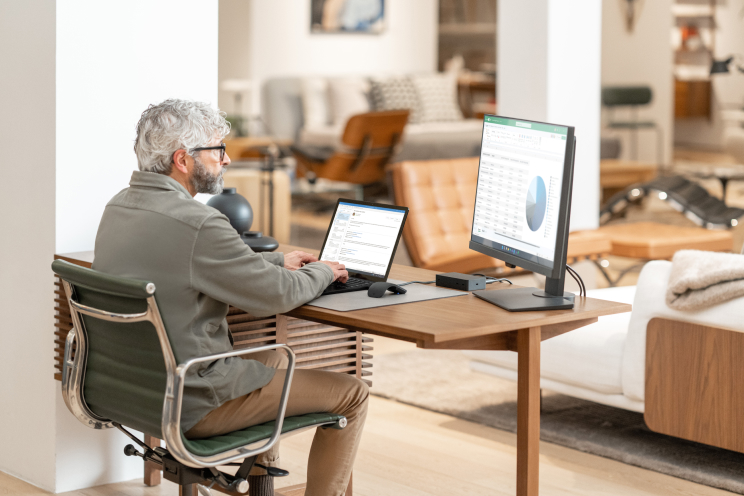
[{"left": 307, "top": 279, "right": 467, "bottom": 312}]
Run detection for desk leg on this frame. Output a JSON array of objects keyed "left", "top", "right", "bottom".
[
  {"left": 517, "top": 327, "right": 541, "bottom": 496},
  {"left": 144, "top": 435, "right": 161, "bottom": 486}
]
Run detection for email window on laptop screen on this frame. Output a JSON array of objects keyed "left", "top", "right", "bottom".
[
  {"left": 320, "top": 202, "right": 406, "bottom": 278},
  {"left": 472, "top": 116, "right": 569, "bottom": 268}
]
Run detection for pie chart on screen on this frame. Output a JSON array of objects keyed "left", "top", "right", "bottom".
[{"left": 525, "top": 176, "right": 547, "bottom": 232}]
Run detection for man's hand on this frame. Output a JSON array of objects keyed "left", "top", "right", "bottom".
[
  {"left": 284, "top": 251, "right": 318, "bottom": 271},
  {"left": 318, "top": 261, "right": 349, "bottom": 283}
]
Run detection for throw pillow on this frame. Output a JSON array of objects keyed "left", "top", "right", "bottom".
[
  {"left": 410, "top": 73, "right": 463, "bottom": 123},
  {"left": 369, "top": 76, "right": 421, "bottom": 123},
  {"left": 301, "top": 77, "right": 331, "bottom": 128},
  {"left": 327, "top": 77, "right": 371, "bottom": 126}
]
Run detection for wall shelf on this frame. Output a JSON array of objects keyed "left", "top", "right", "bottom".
[{"left": 672, "top": 0, "right": 716, "bottom": 120}]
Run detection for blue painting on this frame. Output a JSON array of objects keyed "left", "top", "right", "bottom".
[{"left": 311, "top": 0, "right": 385, "bottom": 34}]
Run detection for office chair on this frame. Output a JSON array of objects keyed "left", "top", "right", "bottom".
[
  {"left": 52, "top": 260, "right": 346, "bottom": 496},
  {"left": 602, "top": 86, "right": 664, "bottom": 166},
  {"left": 291, "top": 110, "right": 409, "bottom": 186}
]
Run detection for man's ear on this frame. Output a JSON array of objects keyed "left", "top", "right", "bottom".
[{"left": 171, "top": 149, "right": 190, "bottom": 175}]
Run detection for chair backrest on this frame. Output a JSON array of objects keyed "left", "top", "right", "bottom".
[
  {"left": 52, "top": 259, "right": 171, "bottom": 439},
  {"left": 601, "top": 86, "right": 653, "bottom": 107},
  {"left": 314, "top": 110, "right": 409, "bottom": 184},
  {"left": 389, "top": 158, "right": 503, "bottom": 272}
]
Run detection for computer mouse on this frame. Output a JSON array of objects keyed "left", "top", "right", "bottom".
[{"left": 367, "top": 282, "right": 407, "bottom": 298}]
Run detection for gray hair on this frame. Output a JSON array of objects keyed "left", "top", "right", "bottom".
[{"left": 134, "top": 99, "right": 231, "bottom": 174}]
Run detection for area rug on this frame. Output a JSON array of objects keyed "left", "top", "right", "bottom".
[{"left": 371, "top": 350, "right": 744, "bottom": 494}]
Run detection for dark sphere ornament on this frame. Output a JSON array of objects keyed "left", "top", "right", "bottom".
[
  {"left": 206, "top": 188, "right": 278, "bottom": 252},
  {"left": 207, "top": 187, "right": 253, "bottom": 233}
]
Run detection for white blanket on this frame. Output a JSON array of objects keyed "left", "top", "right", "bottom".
[{"left": 666, "top": 249, "right": 744, "bottom": 310}]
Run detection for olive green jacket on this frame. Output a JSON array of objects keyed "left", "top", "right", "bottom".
[{"left": 93, "top": 171, "right": 334, "bottom": 432}]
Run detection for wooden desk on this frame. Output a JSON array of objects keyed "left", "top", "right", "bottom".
[
  {"left": 284, "top": 246, "right": 630, "bottom": 496},
  {"left": 54, "top": 247, "right": 631, "bottom": 496}
]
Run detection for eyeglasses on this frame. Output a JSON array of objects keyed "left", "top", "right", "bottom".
[{"left": 192, "top": 143, "right": 226, "bottom": 162}]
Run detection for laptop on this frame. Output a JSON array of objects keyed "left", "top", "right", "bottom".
[{"left": 318, "top": 199, "right": 409, "bottom": 296}]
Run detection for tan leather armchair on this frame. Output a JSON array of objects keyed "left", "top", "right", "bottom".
[
  {"left": 292, "top": 110, "right": 409, "bottom": 185},
  {"left": 390, "top": 158, "right": 611, "bottom": 273}
]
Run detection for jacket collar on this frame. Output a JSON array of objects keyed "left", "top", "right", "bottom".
[{"left": 129, "top": 170, "right": 192, "bottom": 198}]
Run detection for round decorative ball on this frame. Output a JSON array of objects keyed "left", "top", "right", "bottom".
[{"left": 207, "top": 187, "right": 253, "bottom": 234}]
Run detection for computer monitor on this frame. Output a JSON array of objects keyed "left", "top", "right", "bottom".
[{"left": 469, "top": 115, "right": 577, "bottom": 312}]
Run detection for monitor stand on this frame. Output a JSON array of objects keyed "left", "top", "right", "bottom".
[{"left": 473, "top": 276, "right": 575, "bottom": 312}]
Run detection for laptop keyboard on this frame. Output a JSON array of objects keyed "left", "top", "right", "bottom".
[{"left": 321, "top": 277, "right": 374, "bottom": 296}]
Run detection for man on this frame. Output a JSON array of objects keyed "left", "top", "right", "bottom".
[{"left": 93, "top": 99, "right": 369, "bottom": 496}]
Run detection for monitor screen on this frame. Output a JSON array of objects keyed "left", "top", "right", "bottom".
[
  {"left": 471, "top": 116, "right": 571, "bottom": 273},
  {"left": 319, "top": 201, "right": 407, "bottom": 280}
]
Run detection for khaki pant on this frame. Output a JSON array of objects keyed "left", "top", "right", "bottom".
[{"left": 185, "top": 350, "right": 369, "bottom": 496}]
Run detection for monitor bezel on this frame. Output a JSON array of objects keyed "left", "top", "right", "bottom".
[
  {"left": 468, "top": 114, "right": 576, "bottom": 280},
  {"left": 318, "top": 198, "right": 409, "bottom": 283}
]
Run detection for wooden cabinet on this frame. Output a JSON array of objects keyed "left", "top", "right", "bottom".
[{"left": 674, "top": 79, "right": 711, "bottom": 119}]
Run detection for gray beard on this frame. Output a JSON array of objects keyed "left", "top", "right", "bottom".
[{"left": 191, "top": 156, "right": 225, "bottom": 195}]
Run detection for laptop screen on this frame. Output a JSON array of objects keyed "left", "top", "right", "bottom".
[{"left": 319, "top": 200, "right": 408, "bottom": 281}]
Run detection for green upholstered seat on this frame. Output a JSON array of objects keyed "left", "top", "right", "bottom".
[
  {"left": 183, "top": 413, "right": 345, "bottom": 457},
  {"left": 52, "top": 259, "right": 345, "bottom": 464}
]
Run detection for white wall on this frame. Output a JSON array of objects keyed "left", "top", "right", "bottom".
[
  {"left": 54, "top": 2, "right": 219, "bottom": 490},
  {"left": 601, "top": 0, "right": 674, "bottom": 164},
  {"left": 499, "top": 0, "right": 602, "bottom": 232},
  {"left": 1, "top": 1, "right": 219, "bottom": 493},
  {"left": 674, "top": 2, "right": 744, "bottom": 150},
  {"left": 226, "top": 0, "right": 438, "bottom": 114},
  {"left": 218, "top": 0, "right": 253, "bottom": 114},
  {"left": 56, "top": 0, "right": 220, "bottom": 254},
  {"left": 0, "top": 1, "right": 58, "bottom": 491}
]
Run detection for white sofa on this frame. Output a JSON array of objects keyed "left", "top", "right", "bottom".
[
  {"left": 465, "top": 260, "right": 744, "bottom": 415},
  {"left": 262, "top": 76, "right": 484, "bottom": 161}
]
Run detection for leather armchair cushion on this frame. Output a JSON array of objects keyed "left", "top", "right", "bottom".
[
  {"left": 392, "top": 157, "right": 503, "bottom": 271},
  {"left": 392, "top": 158, "right": 611, "bottom": 272}
]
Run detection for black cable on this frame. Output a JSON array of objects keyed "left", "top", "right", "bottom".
[
  {"left": 574, "top": 265, "right": 587, "bottom": 296},
  {"left": 566, "top": 268, "right": 582, "bottom": 297},
  {"left": 398, "top": 280, "right": 436, "bottom": 286},
  {"left": 567, "top": 265, "right": 583, "bottom": 297},
  {"left": 568, "top": 270, "right": 581, "bottom": 296},
  {"left": 472, "top": 273, "right": 513, "bottom": 285},
  {"left": 401, "top": 276, "right": 513, "bottom": 287},
  {"left": 565, "top": 264, "right": 586, "bottom": 296}
]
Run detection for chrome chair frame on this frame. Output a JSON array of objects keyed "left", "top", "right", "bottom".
[{"left": 60, "top": 279, "right": 302, "bottom": 469}]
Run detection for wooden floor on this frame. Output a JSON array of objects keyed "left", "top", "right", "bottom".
[
  {"left": 1, "top": 335, "right": 733, "bottom": 496},
  {"left": 0, "top": 391, "right": 731, "bottom": 496}
]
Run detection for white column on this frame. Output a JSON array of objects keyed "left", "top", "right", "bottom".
[
  {"left": 498, "top": 0, "right": 602, "bottom": 231},
  {"left": 56, "top": 0, "right": 220, "bottom": 254},
  {"left": 53, "top": 1, "right": 219, "bottom": 491},
  {"left": 0, "top": 1, "right": 58, "bottom": 491},
  {"left": 1, "top": 1, "right": 219, "bottom": 492}
]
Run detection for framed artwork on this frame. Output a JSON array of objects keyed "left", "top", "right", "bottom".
[{"left": 311, "top": 0, "right": 385, "bottom": 34}]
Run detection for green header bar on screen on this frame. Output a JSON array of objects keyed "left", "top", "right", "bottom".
[{"left": 483, "top": 116, "right": 568, "bottom": 135}]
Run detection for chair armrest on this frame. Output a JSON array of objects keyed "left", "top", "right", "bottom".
[{"left": 162, "top": 343, "right": 296, "bottom": 468}]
